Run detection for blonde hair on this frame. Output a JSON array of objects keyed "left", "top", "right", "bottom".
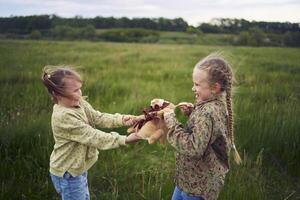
[
  {"left": 195, "top": 53, "right": 242, "bottom": 164},
  {"left": 41, "top": 65, "right": 82, "bottom": 103}
]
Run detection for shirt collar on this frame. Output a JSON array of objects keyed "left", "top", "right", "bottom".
[{"left": 194, "top": 93, "right": 225, "bottom": 107}]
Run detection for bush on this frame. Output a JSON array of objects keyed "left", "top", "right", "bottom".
[
  {"left": 51, "top": 25, "right": 73, "bottom": 39},
  {"left": 28, "top": 30, "right": 42, "bottom": 40},
  {"left": 237, "top": 31, "right": 250, "bottom": 45},
  {"left": 98, "top": 28, "right": 159, "bottom": 43},
  {"left": 186, "top": 26, "right": 202, "bottom": 35},
  {"left": 50, "top": 25, "right": 96, "bottom": 40},
  {"left": 284, "top": 32, "right": 300, "bottom": 47},
  {"left": 265, "top": 33, "right": 284, "bottom": 46},
  {"left": 81, "top": 25, "right": 96, "bottom": 40},
  {"left": 236, "top": 27, "right": 267, "bottom": 46}
]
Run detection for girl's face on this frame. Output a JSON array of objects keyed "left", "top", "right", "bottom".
[
  {"left": 57, "top": 78, "right": 82, "bottom": 107},
  {"left": 192, "top": 69, "right": 214, "bottom": 103}
]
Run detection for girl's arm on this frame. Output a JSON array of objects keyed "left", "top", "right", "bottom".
[
  {"left": 82, "top": 99, "right": 130, "bottom": 128},
  {"left": 164, "top": 106, "right": 213, "bottom": 157},
  {"left": 53, "top": 111, "right": 127, "bottom": 150}
]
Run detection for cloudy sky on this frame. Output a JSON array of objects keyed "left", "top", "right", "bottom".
[{"left": 0, "top": 0, "right": 299, "bottom": 26}]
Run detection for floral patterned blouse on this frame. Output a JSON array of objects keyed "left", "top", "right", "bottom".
[{"left": 164, "top": 95, "right": 231, "bottom": 200}]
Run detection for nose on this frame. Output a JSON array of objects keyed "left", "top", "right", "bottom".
[{"left": 192, "top": 85, "right": 195, "bottom": 92}]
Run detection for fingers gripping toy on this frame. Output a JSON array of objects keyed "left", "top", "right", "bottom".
[
  {"left": 128, "top": 99, "right": 194, "bottom": 144},
  {"left": 127, "top": 99, "right": 169, "bottom": 144}
]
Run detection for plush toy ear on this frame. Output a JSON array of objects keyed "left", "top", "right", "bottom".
[
  {"left": 150, "top": 98, "right": 164, "bottom": 108},
  {"left": 153, "top": 104, "right": 160, "bottom": 110}
]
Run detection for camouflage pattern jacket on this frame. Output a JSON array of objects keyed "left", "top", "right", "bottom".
[{"left": 164, "top": 95, "right": 231, "bottom": 200}]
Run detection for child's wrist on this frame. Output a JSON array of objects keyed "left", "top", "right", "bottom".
[{"left": 122, "top": 115, "right": 130, "bottom": 124}]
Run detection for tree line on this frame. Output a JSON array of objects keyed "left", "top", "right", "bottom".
[
  {"left": 0, "top": 15, "right": 299, "bottom": 47},
  {"left": 0, "top": 15, "right": 188, "bottom": 34},
  {"left": 199, "top": 18, "right": 300, "bottom": 34},
  {"left": 1, "top": 15, "right": 299, "bottom": 34}
]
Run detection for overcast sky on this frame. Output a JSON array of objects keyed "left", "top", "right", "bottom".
[{"left": 0, "top": 0, "right": 299, "bottom": 26}]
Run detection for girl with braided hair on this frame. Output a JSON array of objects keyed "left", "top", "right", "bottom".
[
  {"left": 41, "top": 66, "right": 141, "bottom": 200},
  {"left": 163, "top": 54, "right": 241, "bottom": 200}
]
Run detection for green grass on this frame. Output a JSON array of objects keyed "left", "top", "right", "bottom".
[{"left": 0, "top": 40, "right": 300, "bottom": 199}]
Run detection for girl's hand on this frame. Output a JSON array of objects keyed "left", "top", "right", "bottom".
[
  {"left": 122, "top": 115, "right": 142, "bottom": 126},
  {"left": 125, "top": 133, "right": 142, "bottom": 144},
  {"left": 178, "top": 102, "right": 194, "bottom": 116},
  {"left": 157, "top": 103, "right": 176, "bottom": 116}
]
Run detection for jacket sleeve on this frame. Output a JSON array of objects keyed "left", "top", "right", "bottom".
[
  {"left": 82, "top": 99, "right": 125, "bottom": 128},
  {"left": 53, "top": 111, "right": 127, "bottom": 150},
  {"left": 164, "top": 107, "right": 213, "bottom": 157}
]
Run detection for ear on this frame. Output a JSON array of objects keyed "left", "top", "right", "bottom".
[
  {"left": 211, "top": 82, "right": 221, "bottom": 94},
  {"left": 52, "top": 91, "right": 62, "bottom": 101}
]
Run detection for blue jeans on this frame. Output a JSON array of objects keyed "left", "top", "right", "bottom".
[
  {"left": 50, "top": 171, "right": 90, "bottom": 200},
  {"left": 172, "top": 186, "right": 204, "bottom": 200}
]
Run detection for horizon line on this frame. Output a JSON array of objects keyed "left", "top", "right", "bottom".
[{"left": 1, "top": 14, "right": 299, "bottom": 25}]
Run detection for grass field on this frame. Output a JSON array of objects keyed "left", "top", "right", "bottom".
[{"left": 0, "top": 40, "right": 300, "bottom": 200}]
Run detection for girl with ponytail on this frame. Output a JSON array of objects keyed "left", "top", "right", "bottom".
[
  {"left": 162, "top": 53, "right": 241, "bottom": 200},
  {"left": 42, "top": 66, "right": 141, "bottom": 200}
]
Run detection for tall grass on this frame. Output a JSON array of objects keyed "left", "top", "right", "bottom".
[{"left": 0, "top": 40, "right": 299, "bottom": 199}]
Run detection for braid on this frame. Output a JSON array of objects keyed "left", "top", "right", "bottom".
[
  {"left": 226, "top": 79, "right": 242, "bottom": 164},
  {"left": 224, "top": 63, "right": 242, "bottom": 165},
  {"left": 226, "top": 83, "right": 233, "bottom": 143}
]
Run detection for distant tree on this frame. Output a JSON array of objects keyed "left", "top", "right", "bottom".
[
  {"left": 51, "top": 25, "right": 73, "bottom": 39},
  {"left": 237, "top": 31, "right": 251, "bottom": 45},
  {"left": 267, "top": 33, "right": 284, "bottom": 46},
  {"left": 248, "top": 27, "right": 267, "bottom": 46},
  {"left": 98, "top": 28, "right": 159, "bottom": 42},
  {"left": 131, "top": 18, "right": 157, "bottom": 29},
  {"left": 198, "top": 23, "right": 222, "bottom": 33},
  {"left": 0, "top": 15, "right": 51, "bottom": 34},
  {"left": 26, "top": 15, "right": 52, "bottom": 32},
  {"left": 70, "top": 15, "right": 90, "bottom": 28},
  {"left": 156, "top": 17, "right": 172, "bottom": 31},
  {"left": 186, "top": 26, "right": 202, "bottom": 35},
  {"left": 172, "top": 18, "right": 188, "bottom": 31},
  {"left": 236, "top": 27, "right": 267, "bottom": 46},
  {"left": 198, "top": 18, "right": 300, "bottom": 34},
  {"left": 284, "top": 32, "right": 300, "bottom": 47},
  {"left": 93, "top": 16, "right": 107, "bottom": 28},
  {"left": 105, "top": 17, "right": 117, "bottom": 28},
  {"left": 28, "top": 30, "right": 42, "bottom": 39},
  {"left": 115, "top": 17, "right": 131, "bottom": 28},
  {"left": 81, "top": 25, "right": 96, "bottom": 39}
]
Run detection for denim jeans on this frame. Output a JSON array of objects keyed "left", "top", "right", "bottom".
[
  {"left": 172, "top": 186, "right": 204, "bottom": 200},
  {"left": 50, "top": 171, "right": 90, "bottom": 200}
]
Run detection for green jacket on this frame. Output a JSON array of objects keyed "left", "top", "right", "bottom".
[{"left": 50, "top": 98, "right": 127, "bottom": 177}]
